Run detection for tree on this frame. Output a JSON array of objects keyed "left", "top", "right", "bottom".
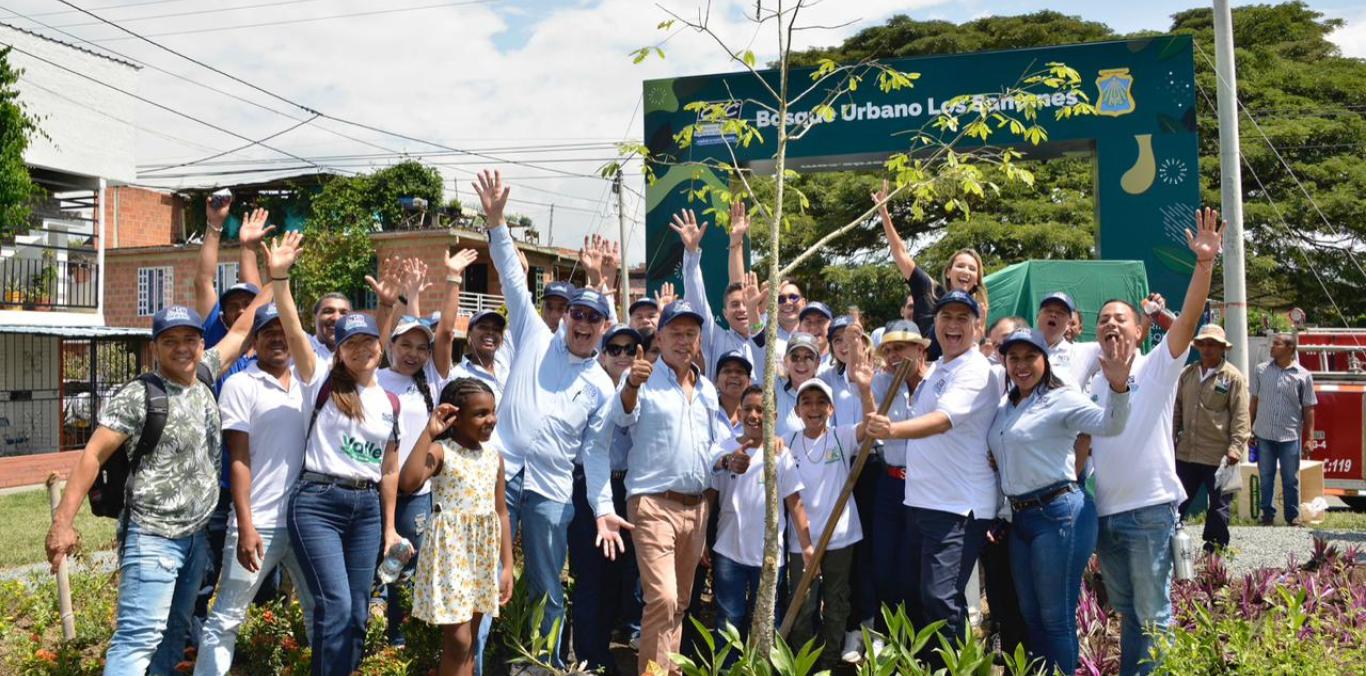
[
  {"left": 0, "top": 47, "right": 42, "bottom": 241},
  {"left": 632, "top": 1, "right": 1092, "bottom": 658}
]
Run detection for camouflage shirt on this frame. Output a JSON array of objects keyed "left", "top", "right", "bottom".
[{"left": 99, "top": 350, "right": 223, "bottom": 539}]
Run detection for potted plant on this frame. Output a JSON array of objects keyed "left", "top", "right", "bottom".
[
  {"left": 2, "top": 280, "right": 21, "bottom": 307},
  {"left": 27, "top": 251, "right": 57, "bottom": 309}
]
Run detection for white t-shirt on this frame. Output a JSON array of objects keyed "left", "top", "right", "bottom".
[
  {"left": 301, "top": 367, "right": 400, "bottom": 483},
  {"left": 378, "top": 367, "right": 437, "bottom": 495},
  {"left": 1048, "top": 340, "right": 1102, "bottom": 391},
  {"left": 786, "top": 424, "right": 862, "bottom": 552},
  {"left": 903, "top": 349, "right": 999, "bottom": 518},
  {"left": 1088, "top": 335, "right": 1188, "bottom": 517},
  {"left": 219, "top": 363, "right": 307, "bottom": 531},
  {"left": 710, "top": 438, "right": 803, "bottom": 567}
]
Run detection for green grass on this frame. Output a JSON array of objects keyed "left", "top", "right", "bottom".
[
  {"left": 1186, "top": 508, "right": 1366, "bottom": 531},
  {"left": 0, "top": 488, "right": 118, "bottom": 569}
]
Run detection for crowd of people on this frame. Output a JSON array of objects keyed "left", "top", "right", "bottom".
[{"left": 41, "top": 169, "right": 1319, "bottom": 676}]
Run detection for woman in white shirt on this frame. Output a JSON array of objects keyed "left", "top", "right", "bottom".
[{"left": 268, "top": 233, "right": 402, "bottom": 676}]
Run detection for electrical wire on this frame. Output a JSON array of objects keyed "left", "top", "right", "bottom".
[
  {"left": 47, "top": 0, "right": 336, "bottom": 29},
  {"left": 140, "top": 113, "right": 321, "bottom": 174},
  {"left": 89, "top": 0, "right": 498, "bottom": 42}
]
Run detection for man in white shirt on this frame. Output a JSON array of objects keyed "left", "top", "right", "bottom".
[
  {"left": 864, "top": 290, "right": 999, "bottom": 654},
  {"left": 1037, "top": 291, "right": 1102, "bottom": 390},
  {"left": 308, "top": 293, "right": 352, "bottom": 361},
  {"left": 1088, "top": 207, "right": 1224, "bottom": 676}
]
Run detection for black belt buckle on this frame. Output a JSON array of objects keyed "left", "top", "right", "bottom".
[{"left": 1010, "top": 483, "right": 1076, "bottom": 512}]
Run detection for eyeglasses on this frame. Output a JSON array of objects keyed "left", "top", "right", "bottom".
[
  {"left": 788, "top": 353, "right": 817, "bottom": 364},
  {"left": 569, "top": 308, "right": 605, "bottom": 324},
  {"left": 779, "top": 294, "right": 803, "bottom": 304},
  {"left": 604, "top": 342, "right": 637, "bottom": 356}
]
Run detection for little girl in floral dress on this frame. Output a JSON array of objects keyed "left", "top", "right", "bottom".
[{"left": 397, "top": 378, "right": 513, "bottom": 676}]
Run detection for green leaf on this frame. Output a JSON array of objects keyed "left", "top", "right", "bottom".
[{"left": 743, "top": 50, "right": 757, "bottom": 68}]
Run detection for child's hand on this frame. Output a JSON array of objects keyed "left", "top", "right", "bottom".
[
  {"left": 426, "top": 403, "right": 459, "bottom": 438},
  {"left": 499, "top": 566, "right": 514, "bottom": 605}
]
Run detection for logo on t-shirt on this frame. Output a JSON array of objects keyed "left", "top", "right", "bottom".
[
  {"left": 341, "top": 434, "right": 384, "bottom": 463},
  {"left": 934, "top": 378, "right": 948, "bottom": 395}
]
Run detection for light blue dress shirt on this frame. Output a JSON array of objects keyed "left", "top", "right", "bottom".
[
  {"left": 683, "top": 249, "right": 758, "bottom": 379},
  {"left": 987, "top": 384, "right": 1131, "bottom": 497},
  {"left": 871, "top": 370, "right": 915, "bottom": 467},
  {"left": 488, "top": 225, "right": 615, "bottom": 504},
  {"left": 585, "top": 360, "right": 732, "bottom": 517}
]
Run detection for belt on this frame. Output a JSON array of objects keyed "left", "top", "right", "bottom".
[
  {"left": 886, "top": 465, "right": 907, "bottom": 481},
  {"left": 300, "top": 471, "right": 376, "bottom": 490},
  {"left": 611, "top": 470, "right": 628, "bottom": 481},
  {"left": 653, "top": 490, "right": 705, "bottom": 507},
  {"left": 1009, "top": 482, "right": 1078, "bottom": 512}
]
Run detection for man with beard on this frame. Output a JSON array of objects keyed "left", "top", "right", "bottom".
[{"left": 309, "top": 293, "right": 352, "bottom": 362}]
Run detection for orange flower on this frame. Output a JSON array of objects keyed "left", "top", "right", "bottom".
[
  {"left": 34, "top": 649, "right": 57, "bottom": 664},
  {"left": 282, "top": 636, "right": 299, "bottom": 652},
  {"left": 261, "top": 610, "right": 277, "bottom": 625},
  {"left": 175, "top": 659, "right": 194, "bottom": 672},
  {"left": 29, "top": 633, "right": 41, "bottom": 644}
]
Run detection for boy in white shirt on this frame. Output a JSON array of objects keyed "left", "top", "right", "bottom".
[{"left": 709, "top": 385, "right": 814, "bottom": 646}]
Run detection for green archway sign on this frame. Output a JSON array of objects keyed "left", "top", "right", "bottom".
[{"left": 642, "top": 35, "right": 1200, "bottom": 316}]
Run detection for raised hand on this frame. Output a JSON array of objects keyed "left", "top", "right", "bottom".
[
  {"left": 580, "top": 234, "right": 605, "bottom": 285},
  {"left": 473, "top": 170, "right": 510, "bottom": 227},
  {"left": 669, "top": 209, "right": 707, "bottom": 253},
  {"left": 365, "top": 256, "right": 404, "bottom": 308},
  {"left": 445, "top": 248, "right": 478, "bottom": 277},
  {"left": 600, "top": 238, "right": 621, "bottom": 291},
  {"left": 265, "top": 231, "right": 304, "bottom": 278},
  {"left": 627, "top": 345, "right": 653, "bottom": 387},
  {"left": 206, "top": 192, "right": 232, "bottom": 230},
  {"left": 237, "top": 208, "right": 275, "bottom": 249},
  {"left": 728, "top": 199, "right": 749, "bottom": 248},
  {"left": 426, "top": 403, "right": 460, "bottom": 438},
  {"left": 1187, "top": 207, "right": 1225, "bottom": 263},
  {"left": 654, "top": 281, "right": 677, "bottom": 307},
  {"left": 1098, "top": 330, "right": 1136, "bottom": 393},
  {"left": 401, "top": 257, "right": 432, "bottom": 298}
]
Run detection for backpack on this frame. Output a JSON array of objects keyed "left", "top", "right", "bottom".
[
  {"left": 88, "top": 363, "right": 216, "bottom": 519},
  {"left": 305, "top": 375, "right": 401, "bottom": 446}
]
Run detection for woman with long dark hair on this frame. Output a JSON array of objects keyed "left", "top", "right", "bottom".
[
  {"left": 268, "top": 233, "right": 402, "bottom": 676},
  {"left": 986, "top": 328, "right": 1134, "bottom": 673}
]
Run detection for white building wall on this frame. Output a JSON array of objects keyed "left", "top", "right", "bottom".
[{"left": 2, "top": 24, "right": 139, "bottom": 183}]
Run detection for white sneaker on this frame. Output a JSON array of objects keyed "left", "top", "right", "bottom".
[
  {"left": 840, "top": 629, "right": 864, "bottom": 663},
  {"left": 870, "top": 637, "right": 886, "bottom": 658}
]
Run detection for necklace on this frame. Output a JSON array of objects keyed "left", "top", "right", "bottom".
[{"left": 797, "top": 432, "right": 827, "bottom": 464}]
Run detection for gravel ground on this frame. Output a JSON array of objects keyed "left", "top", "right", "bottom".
[
  {"left": 1221, "top": 524, "right": 1366, "bottom": 576},
  {"left": 0, "top": 550, "right": 117, "bottom": 583}
]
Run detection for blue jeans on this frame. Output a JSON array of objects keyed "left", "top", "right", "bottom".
[
  {"left": 194, "top": 527, "right": 316, "bottom": 676},
  {"left": 568, "top": 468, "right": 641, "bottom": 674},
  {"left": 903, "top": 507, "right": 989, "bottom": 646},
  {"left": 1009, "top": 484, "right": 1097, "bottom": 674},
  {"left": 104, "top": 522, "right": 208, "bottom": 676},
  {"left": 1096, "top": 501, "right": 1177, "bottom": 676},
  {"left": 1257, "top": 438, "right": 1301, "bottom": 523},
  {"left": 711, "top": 552, "right": 785, "bottom": 644},
  {"left": 378, "top": 491, "right": 432, "bottom": 644},
  {"left": 192, "top": 489, "right": 233, "bottom": 645},
  {"left": 872, "top": 472, "right": 911, "bottom": 627},
  {"left": 287, "top": 480, "right": 382, "bottom": 676}
]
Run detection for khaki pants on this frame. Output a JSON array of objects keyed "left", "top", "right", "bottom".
[{"left": 628, "top": 493, "right": 709, "bottom": 675}]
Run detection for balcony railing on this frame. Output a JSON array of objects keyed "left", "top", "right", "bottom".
[{"left": 0, "top": 244, "right": 99, "bottom": 311}]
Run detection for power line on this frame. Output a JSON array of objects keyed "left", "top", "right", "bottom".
[
  {"left": 133, "top": 141, "right": 624, "bottom": 169},
  {"left": 16, "top": 74, "right": 224, "bottom": 153},
  {"left": 48, "top": 0, "right": 335, "bottom": 29},
  {"left": 90, "top": 0, "right": 499, "bottom": 42},
  {"left": 2, "top": 0, "right": 191, "bottom": 20},
  {"left": 140, "top": 113, "right": 321, "bottom": 174}
]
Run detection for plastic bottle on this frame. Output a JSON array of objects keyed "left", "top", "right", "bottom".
[
  {"left": 1171, "top": 523, "right": 1196, "bottom": 581},
  {"left": 377, "top": 538, "right": 414, "bottom": 584}
]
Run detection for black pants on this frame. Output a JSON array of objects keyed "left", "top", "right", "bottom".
[
  {"left": 979, "top": 526, "right": 1027, "bottom": 657},
  {"left": 905, "top": 507, "right": 990, "bottom": 660},
  {"left": 1175, "top": 460, "right": 1232, "bottom": 551}
]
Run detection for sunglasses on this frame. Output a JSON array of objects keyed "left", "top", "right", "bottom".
[
  {"left": 569, "top": 308, "right": 605, "bottom": 324},
  {"left": 779, "top": 294, "right": 803, "bottom": 304},
  {"left": 604, "top": 342, "right": 638, "bottom": 356}
]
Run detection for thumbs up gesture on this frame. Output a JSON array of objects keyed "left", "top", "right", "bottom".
[
  {"left": 627, "top": 345, "right": 653, "bottom": 388},
  {"left": 728, "top": 437, "right": 758, "bottom": 474}
]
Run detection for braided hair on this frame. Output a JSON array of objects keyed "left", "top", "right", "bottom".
[
  {"left": 411, "top": 367, "right": 436, "bottom": 414},
  {"left": 435, "top": 377, "right": 495, "bottom": 442}
]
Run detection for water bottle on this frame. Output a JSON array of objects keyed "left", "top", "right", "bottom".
[
  {"left": 377, "top": 538, "right": 414, "bottom": 584},
  {"left": 1171, "top": 523, "right": 1196, "bottom": 581}
]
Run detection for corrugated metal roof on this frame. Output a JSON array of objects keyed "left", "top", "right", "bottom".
[
  {"left": 0, "top": 21, "right": 141, "bottom": 70},
  {"left": 0, "top": 324, "right": 149, "bottom": 338}
]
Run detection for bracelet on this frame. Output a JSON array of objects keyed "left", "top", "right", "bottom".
[
  {"left": 207, "top": 224, "right": 223, "bottom": 233},
  {"left": 379, "top": 301, "right": 394, "bottom": 308},
  {"left": 270, "top": 275, "right": 289, "bottom": 281},
  {"left": 397, "top": 294, "right": 409, "bottom": 306},
  {"left": 446, "top": 275, "right": 463, "bottom": 284}
]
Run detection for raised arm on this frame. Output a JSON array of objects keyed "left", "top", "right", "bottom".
[
  {"left": 266, "top": 232, "right": 317, "bottom": 381},
  {"left": 212, "top": 284, "right": 274, "bottom": 373},
  {"left": 727, "top": 200, "right": 749, "bottom": 287},
  {"left": 476, "top": 170, "right": 540, "bottom": 344},
  {"left": 1065, "top": 336, "right": 1134, "bottom": 436},
  {"left": 367, "top": 257, "right": 403, "bottom": 360},
  {"left": 875, "top": 180, "right": 916, "bottom": 280},
  {"left": 194, "top": 195, "right": 232, "bottom": 317},
  {"left": 236, "top": 207, "right": 274, "bottom": 289},
  {"left": 674, "top": 209, "right": 717, "bottom": 335},
  {"left": 1166, "top": 207, "right": 1224, "bottom": 359},
  {"left": 434, "top": 249, "right": 478, "bottom": 378}
]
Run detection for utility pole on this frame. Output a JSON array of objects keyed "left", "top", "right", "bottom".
[
  {"left": 613, "top": 172, "right": 629, "bottom": 319},
  {"left": 1213, "top": 0, "right": 1250, "bottom": 376},
  {"left": 547, "top": 203, "right": 555, "bottom": 248}
]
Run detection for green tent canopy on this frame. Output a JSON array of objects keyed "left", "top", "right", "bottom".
[{"left": 984, "top": 260, "right": 1150, "bottom": 341}]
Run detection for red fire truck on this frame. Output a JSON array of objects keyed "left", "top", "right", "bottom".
[{"left": 1296, "top": 329, "right": 1366, "bottom": 509}]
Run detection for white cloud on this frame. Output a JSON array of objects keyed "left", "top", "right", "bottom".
[
  {"left": 1328, "top": 9, "right": 1366, "bottom": 59},
  {"left": 4, "top": 0, "right": 944, "bottom": 261}
]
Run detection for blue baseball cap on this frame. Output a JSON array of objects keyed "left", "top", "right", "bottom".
[
  {"left": 252, "top": 303, "right": 282, "bottom": 334},
  {"left": 1039, "top": 291, "right": 1076, "bottom": 314},
  {"left": 152, "top": 305, "right": 205, "bottom": 339},
  {"left": 799, "top": 301, "right": 833, "bottom": 322},
  {"left": 602, "top": 323, "right": 643, "bottom": 348},
  {"left": 334, "top": 312, "right": 380, "bottom": 347},
  {"left": 469, "top": 309, "right": 506, "bottom": 330},
  {"left": 219, "top": 281, "right": 260, "bottom": 306},
  {"left": 659, "top": 299, "right": 705, "bottom": 330},
  {"left": 827, "top": 315, "right": 853, "bottom": 341},
  {"left": 935, "top": 290, "right": 980, "bottom": 317},
  {"left": 544, "top": 281, "right": 575, "bottom": 302},
  {"left": 628, "top": 296, "right": 659, "bottom": 315},
  {"left": 716, "top": 349, "right": 752, "bottom": 375},
  {"left": 997, "top": 328, "right": 1049, "bottom": 356},
  {"left": 569, "top": 288, "right": 611, "bottom": 318}
]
